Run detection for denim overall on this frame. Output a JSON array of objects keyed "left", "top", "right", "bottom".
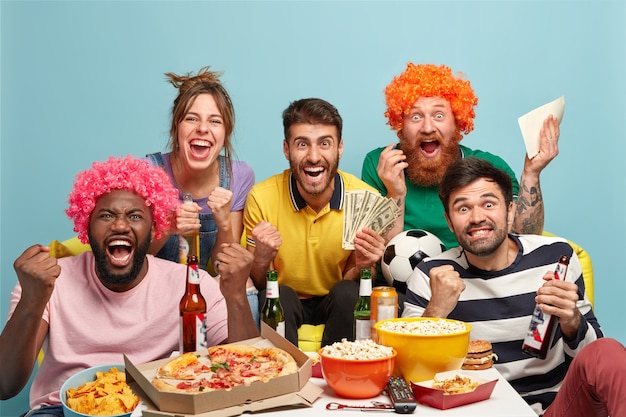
[
  {"left": 147, "top": 152, "right": 228, "bottom": 271},
  {"left": 146, "top": 153, "right": 259, "bottom": 326}
]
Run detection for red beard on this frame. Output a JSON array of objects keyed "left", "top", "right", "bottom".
[{"left": 401, "top": 133, "right": 462, "bottom": 187}]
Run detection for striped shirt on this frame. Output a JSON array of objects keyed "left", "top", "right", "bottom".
[{"left": 403, "top": 234, "right": 603, "bottom": 414}]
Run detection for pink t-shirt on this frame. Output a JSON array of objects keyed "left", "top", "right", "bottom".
[{"left": 8, "top": 252, "right": 228, "bottom": 408}]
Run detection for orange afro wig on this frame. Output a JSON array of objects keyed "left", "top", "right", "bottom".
[
  {"left": 384, "top": 63, "right": 478, "bottom": 135},
  {"left": 66, "top": 156, "right": 179, "bottom": 244}
]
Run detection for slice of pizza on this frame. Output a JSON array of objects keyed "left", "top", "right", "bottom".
[
  {"left": 208, "top": 345, "right": 298, "bottom": 385},
  {"left": 155, "top": 352, "right": 211, "bottom": 380}
]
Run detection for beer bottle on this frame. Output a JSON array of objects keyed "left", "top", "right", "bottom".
[
  {"left": 179, "top": 254, "right": 207, "bottom": 353},
  {"left": 522, "top": 255, "right": 570, "bottom": 359},
  {"left": 178, "top": 192, "right": 200, "bottom": 264},
  {"left": 354, "top": 269, "right": 372, "bottom": 340},
  {"left": 261, "top": 270, "right": 285, "bottom": 337}
]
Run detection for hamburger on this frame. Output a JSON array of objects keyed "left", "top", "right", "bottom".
[{"left": 462, "top": 340, "right": 495, "bottom": 370}]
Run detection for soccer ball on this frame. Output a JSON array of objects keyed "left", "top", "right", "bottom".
[{"left": 381, "top": 229, "right": 446, "bottom": 285}]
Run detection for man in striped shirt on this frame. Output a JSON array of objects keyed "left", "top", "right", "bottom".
[{"left": 402, "top": 157, "right": 616, "bottom": 416}]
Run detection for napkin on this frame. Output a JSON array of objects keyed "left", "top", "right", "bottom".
[{"left": 517, "top": 96, "right": 565, "bottom": 159}]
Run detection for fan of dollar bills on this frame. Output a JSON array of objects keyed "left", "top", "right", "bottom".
[{"left": 342, "top": 190, "right": 400, "bottom": 250}]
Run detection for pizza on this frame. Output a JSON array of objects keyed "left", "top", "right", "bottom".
[
  {"left": 155, "top": 352, "right": 211, "bottom": 380},
  {"left": 151, "top": 345, "right": 298, "bottom": 393}
]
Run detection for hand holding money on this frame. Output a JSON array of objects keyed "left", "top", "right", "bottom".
[{"left": 342, "top": 190, "right": 400, "bottom": 250}]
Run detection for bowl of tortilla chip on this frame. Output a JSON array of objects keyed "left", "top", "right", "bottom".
[{"left": 60, "top": 364, "right": 139, "bottom": 417}]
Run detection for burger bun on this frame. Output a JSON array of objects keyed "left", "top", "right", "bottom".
[{"left": 462, "top": 339, "right": 495, "bottom": 370}]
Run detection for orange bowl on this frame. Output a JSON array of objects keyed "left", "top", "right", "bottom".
[{"left": 318, "top": 347, "right": 396, "bottom": 398}]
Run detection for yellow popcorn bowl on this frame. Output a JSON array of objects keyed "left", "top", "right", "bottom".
[{"left": 375, "top": 317, "right": 471, "bottom": 383}]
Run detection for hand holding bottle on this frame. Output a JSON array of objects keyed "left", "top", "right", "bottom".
[
  {"left": 523, "top": 255, "right": 576, "bottom": 359},
  {"left": 177, "top": 193, "right": 201, "bottom": 263},
  {"left": 535, "top": 268, "right": 582, "bottom": 340},
  {"left": 175, "top": 198, "right": 201, "bottom": 236}
]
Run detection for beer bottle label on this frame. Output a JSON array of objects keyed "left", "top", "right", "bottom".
[
  {"left": 266, "top": 280, "right": 280, "bottom": 298},
  {"left": 355, "top": 318, "right": 372, "bottom": 340},
  {"left": 187, "top": 266, "right": 200, "bottom": 285},
  {"left": 179, "top": 313, "right": 207, "bottom": 352},
  {"left": 523, "top": 307, "right": 552, "bottom": 350},
  {"left": 275, "top": 320, "right": 286, "bottom": 338}
]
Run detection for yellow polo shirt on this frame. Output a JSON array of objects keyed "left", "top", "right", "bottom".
[{"left": 244, "top": 169, "right": 378, "bottom": 298}]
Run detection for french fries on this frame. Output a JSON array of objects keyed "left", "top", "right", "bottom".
[
  {"left": 432, "top": 374, "right": 479, "bottom": 395},
  {"left": 66, "top": 367, "right": 139, "bottom": 416}
]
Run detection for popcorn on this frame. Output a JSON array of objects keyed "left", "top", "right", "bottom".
[
  {"left": 378, "top": 319, "right": 467, "bottom": 335},
  {"left": 321, "top": 339, "right": 394, "bottom": 360}
]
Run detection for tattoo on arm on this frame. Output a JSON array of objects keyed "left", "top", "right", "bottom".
[{"left": 515, "top": 184, "right": 544, "bottom": 234}]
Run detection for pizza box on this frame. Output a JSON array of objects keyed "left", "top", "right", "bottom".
[
  {"left": 125, "top": 322, "right": 319, "bottom": 415},
  {"left": 128, "top": 380, "right": 321, "bottom": 417},
  {"left": 410, "top": 370, "right": 498, "bottom": 410}
]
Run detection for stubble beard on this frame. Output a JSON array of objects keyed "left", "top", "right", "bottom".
[
  {"left": 89, "top": 233, "right": 152, "bottom": 287},
  {"left": 290, "top": 156, "right": 339, "bottom": 197},
  {"left": 457, "top": 223, "right": 508, "bottom": 257},
  {"left": 401, "top": 132, "right": 462, "bottom": 187}
]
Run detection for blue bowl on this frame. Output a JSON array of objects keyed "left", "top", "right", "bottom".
[{"left": 60, "top": 364, "right": 134, "bottom": 417}]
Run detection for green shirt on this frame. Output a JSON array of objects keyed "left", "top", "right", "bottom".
[{"left": 361, "top": 144, "right": 519, "bottom": 250}]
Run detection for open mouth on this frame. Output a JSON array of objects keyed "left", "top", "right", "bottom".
[
  {"left": 420, "top": 140, "right": 440, "bottom": 156},
  {"left": 107, "top": 239, "right": 134, "bottom": 267},
  {"left": 189, "top": 139, "right": 212, "bottom": 159},
  {"left": 303, "top": 166, "right": 325, "bottom": 178}
]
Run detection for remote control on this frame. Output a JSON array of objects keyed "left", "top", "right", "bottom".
[{"left": 386, "top": 376, "right": 417, "bottom": 414}]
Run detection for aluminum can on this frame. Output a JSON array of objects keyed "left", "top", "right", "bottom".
[{"left": 370, "top": 286, "right": 398, "bottom": 342}]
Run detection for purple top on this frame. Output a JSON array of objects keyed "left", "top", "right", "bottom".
[{"left": 156, "top": 153, "right": 255, "bottom": 212}]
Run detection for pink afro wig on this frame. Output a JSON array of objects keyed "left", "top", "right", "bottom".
[
  {"left": 384, "top": 63, "right": 478, "bottom": 135},
  {"left": 66, "top": 156, "right": 179, "bottom": 244}
]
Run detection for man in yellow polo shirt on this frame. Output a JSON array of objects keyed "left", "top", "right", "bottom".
[{"left": 243, "top": 98, "right": 388, "bottom": 346}]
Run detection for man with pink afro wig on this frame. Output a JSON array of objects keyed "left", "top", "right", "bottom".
[
  {"left": 0, "top": 156, "right": 259, "bottom": 413},
  {"left": 66, "top": 156, "right": 179, "bottom": 244},
  {"left": 362, "top": 63, "right": 561, "bottom": 283}
]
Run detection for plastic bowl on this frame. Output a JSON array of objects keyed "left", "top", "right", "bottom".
[
  {"left": 318, "top": 348, "right": 396, "bottom": 399},
  {"left": 375, "top": 317, "right": 471, "bottom": 383},
  {"left": 60, "top": 364, "right": 134, "bottom": 417}
]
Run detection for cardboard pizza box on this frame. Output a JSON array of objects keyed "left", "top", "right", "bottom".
[
  {"left": 129, "top": 380, "right": 322, "bottom": 417},
  {"left": 125, "top": 322, "right": 319, "bottom": 415}
]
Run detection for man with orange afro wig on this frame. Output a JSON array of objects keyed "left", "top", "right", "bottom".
[
  {"left": 362, "top": 63, "right": 560, "bottom": 263},
  {"left": 0, "top": 156, "right": 259, "bottom": 413}
]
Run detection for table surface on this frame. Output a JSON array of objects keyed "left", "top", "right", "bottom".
[
  {"left": 300, "top": 368, "right": 537, "bottom": 417},
  {"left": 134, "top": 367, "right": 537, "bottom": 417}
]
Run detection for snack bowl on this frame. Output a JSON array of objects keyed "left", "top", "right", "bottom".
[
  {"left": 318, "top": 345, "right": 396, "bottom": 399},
  {"left": 375, "top": 317, "right": 471, "bottom": 383},
  {"left": 60, "top": 364, "right": 136, "bottom": 417}
]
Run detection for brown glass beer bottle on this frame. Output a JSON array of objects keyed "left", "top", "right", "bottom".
[{"left": 179, "top": 254, "right": 207, "bottom": 353}]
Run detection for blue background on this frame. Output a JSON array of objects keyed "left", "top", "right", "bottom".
[{"left": 1, "top": 1, "right": 624, "bottom": 415}]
